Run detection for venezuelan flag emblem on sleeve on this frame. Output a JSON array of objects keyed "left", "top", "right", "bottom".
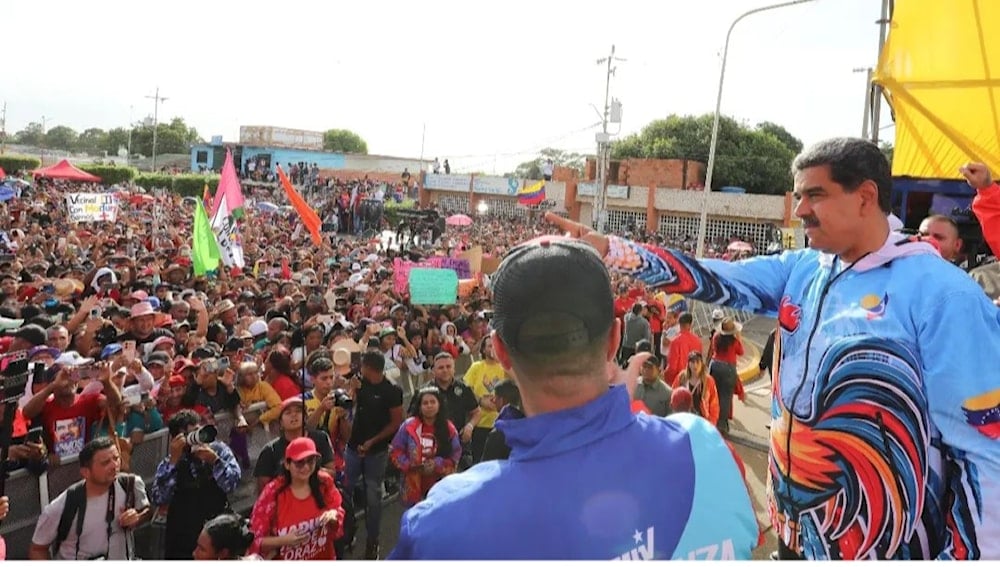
[
  {"left": 517, "top": 180, "right": 546, "bottom": 205},
  {"left": 962, "top": 388, "right": 1000, "bottom": 439}
]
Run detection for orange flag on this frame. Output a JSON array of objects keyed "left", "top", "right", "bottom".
[{"left": 276, "top": 166, "right": 322, "bottom": 246}]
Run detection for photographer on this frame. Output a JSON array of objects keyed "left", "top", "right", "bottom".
[
  {"left": 304, "top": 356, "right": 352, "bottom": 477},
  {"left": 150, "top": 409, "right": 242, "bottom": 560}
]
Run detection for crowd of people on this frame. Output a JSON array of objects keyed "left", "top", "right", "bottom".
[{"left": 0, "top": 136, "right": 997, "bottom": 560}]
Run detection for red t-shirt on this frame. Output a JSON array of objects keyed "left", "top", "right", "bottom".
[
  {"left": 712, "top": 334, "right": 744, "bottom": 366},
  {"left": 42, "top": 393, "right": 104, "bottom": 459},
  {"left": 273, "top": 487, "right": 338, "bottom": 560},
  {"left": 270, "top": 374, "right": 301, "bottom": 401},
  {"left": 417, "top": 423, "right": 438, "bottom": 498}
]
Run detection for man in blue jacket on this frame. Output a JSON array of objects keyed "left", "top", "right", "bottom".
[
  {"left": 547, "top": 138, "right": 1000, "bottom": 560},
  {"left": 390, "top": 235, "right": 759, "bottom": 560}
]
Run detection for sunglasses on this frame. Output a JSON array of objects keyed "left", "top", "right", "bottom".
[{"left": 287, "top": 456, "right": 318, "bottom": 468}]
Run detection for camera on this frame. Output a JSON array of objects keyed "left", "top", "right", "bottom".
[
  {"left": 185, "top": 424, "right": 217, "bottom": 446},
  {"left": 329, "top": 388, "right": 353, "bottom": 410}
]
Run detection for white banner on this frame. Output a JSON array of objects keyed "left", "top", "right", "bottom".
[
  {"left": 65, "top": 193, "right": 118, "bottom": 222},
  {"left": 210, "top": 195, "right": 245, "bottom": 269},
  {"left": 425, "top": 173, "right": 471, "bottom": 192},
  {"left": 576, "top": 183, "right": 629, "bottom": 199},
  {"left": 473, "top": 176, "right": 520, "bottom": 195}
]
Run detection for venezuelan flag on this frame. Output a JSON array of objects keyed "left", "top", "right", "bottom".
[
  {"left": 517, "top": 180, "right": 545, "bottom": 206},
  {"left": 962, "top": 388, "right": 1000, "bottom": 439}
]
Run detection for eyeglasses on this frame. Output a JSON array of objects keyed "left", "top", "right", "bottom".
[{"left": 288, "top": 456, "right": 317, "bottom": 468}]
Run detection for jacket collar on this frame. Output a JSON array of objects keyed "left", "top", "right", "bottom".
[
  {"left": 497, "top": 386, "right": 635, "bottom": 461},
  {"left": 818, "top": 230, "right": 939, "bottom": 273}
]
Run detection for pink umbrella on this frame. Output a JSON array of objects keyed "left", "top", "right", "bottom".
[{"left": 446, "top": 214, "right": 473, "bottom": 227}]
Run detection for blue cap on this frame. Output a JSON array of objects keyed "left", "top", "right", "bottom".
[{"left": 101, "top": 343, "right": 123, "bottom": 360}]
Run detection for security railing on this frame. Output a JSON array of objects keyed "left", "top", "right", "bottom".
[{"left": 0, "top": 401, "right": 275, "bottom": 560}]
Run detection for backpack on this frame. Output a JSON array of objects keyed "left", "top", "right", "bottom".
[{"left": 52, "top": 473, "right": 137, "bottom": 560}]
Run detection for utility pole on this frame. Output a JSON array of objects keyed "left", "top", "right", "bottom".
[
  {"left": 126, "top": 105, "right": 134, "bottom": 166},
  {"left": 145, "top": 87, "right": 168, "bottom": 171},
  {"left": 40, "top": 115, "right": 51, "bottom": 163},
  {"left": 853, "top": 67, "right": 873, "bottom": 139},
  {"left": 593, "top": 45, "right": 625, "bottom": 233},
  {"left": 0, "top": 101, "right": 6, "bottom": 155},
  {"left": 870, "top": 0, "right": 891, "bottom": 144}
]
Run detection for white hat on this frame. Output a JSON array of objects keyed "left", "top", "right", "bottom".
[
  {"left": 711, "top": 309, "right": 725, "bottom": 321},
  {"left": 351, "top": 263, "right": 362, "bottom": 272},
  {"left": 248, "top": 320, "right": 268, "bottom": 338},
  {"left": 364, "top": 254, "right": 379, "bottom": 263},
  {"left": 714, "top": 318, "right": 743, "bottom": 336},
  {"left": 55, "top": 351, "right": 94, "bottom": 367}
]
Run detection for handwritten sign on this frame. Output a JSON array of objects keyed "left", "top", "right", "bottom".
[
  {"left": 430, "top": 257, "right": 472, "bottom": 279},
  {"left": 66, "top": 193, "right": 118, "bottom": 222},
  {"left": 393, "top": 258, "right": 435, "bottom": 293},
  {"left": 458, "top": 246, "right": 483, "bottom": 274},
  {"left": 409, "top": 268, "right": 459, "bottom": 305}
]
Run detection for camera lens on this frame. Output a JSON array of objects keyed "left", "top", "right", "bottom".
[{"left": 185, "top": 424, "right": 218, "bottom": 446}]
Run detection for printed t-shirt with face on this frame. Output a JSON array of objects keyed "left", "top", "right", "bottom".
[
  {"left": 42, "top": 393, "right": 104, "bottom": 459},
  {"left": 273, "top": 489, "right": 335, "bottom": 560},
  {"left": 417, "top": 421, "right": 439, "bottom": 496},
  {"left": 32, "top": 475, "right": 150, "bottom": 560},
  {"left": 463, "top": 359, "right": 506, "bottom": 429}
]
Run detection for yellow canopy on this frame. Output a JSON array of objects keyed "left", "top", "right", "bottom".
[{"left": 874, "top": 0, "right": 1000, "bottom": 179}]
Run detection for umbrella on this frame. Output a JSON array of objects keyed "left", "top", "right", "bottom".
[
  {"left": 727, "top": 241, "right": 754, "bottom": 253},
  {"left": 256, "top": 202, "right": 279, "bottom": 213},
  {"left": 0, "top": 185, "right": 15, "bottom": 202},
  {"left": 446, "top": 214, "right": 473, "bottom": 227}
]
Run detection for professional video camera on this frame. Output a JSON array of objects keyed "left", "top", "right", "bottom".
[
  {"left": 0, "top": 351, "right": 30, "bottom": 499},
  {"left": 185, "top": 424, "right": 218, "bottom": 446}
]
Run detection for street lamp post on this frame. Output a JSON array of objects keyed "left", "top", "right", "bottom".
[{"left": 694, "top": 0, "right": 818, "bottom": 259}]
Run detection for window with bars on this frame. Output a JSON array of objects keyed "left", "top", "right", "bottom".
[
  {"left": 657, "top": 215, "right": 778, "bottom": 248},
  {"left": 605, "top": 209, "right": 648, "bottom": 234},
  {"left": 436, "top": 194, "right": 470, "bottom": 213},
  {"left": 479, "top": 197, "right": 529, "bottom": 219}
]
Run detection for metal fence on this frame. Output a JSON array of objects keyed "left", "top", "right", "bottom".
[
  {"left": 0, "top": 401, "right": 275, "bottom": 560},
  {"left": 688, "top": 299, "right": 757, "bottom": 336}
]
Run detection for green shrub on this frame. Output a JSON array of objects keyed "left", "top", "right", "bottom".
[
  {"left": 78, "top": 164, "right": 137, "bottom": 185},
  {"left": 0, "top": 155, "right": 42, "bottom": 175},
  {"left": 133, "top": 173, "right": 175, "bottom": 191},
  {"left": 383, "top": 198, "right": 416, "bottom": 227},
  {"left": 171, "top": 175, "right": 220, "bottom": 197}
]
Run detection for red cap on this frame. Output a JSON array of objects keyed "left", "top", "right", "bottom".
[
  {"left": 285, "top": 436, "right": 320, "bottom": 462},
  {"left": 168, "top": 374, "right": 187, "bottom": 388},
  {"left": 671, "top": 387, "right": 694, "bottom": 413}
]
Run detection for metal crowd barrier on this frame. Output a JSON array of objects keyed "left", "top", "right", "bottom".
[
  {"left": 0, "top": 401, "right": 276, "bottom": 560},
  {"left": 689, "top": 299, "right": 757, "bottom": 336}
]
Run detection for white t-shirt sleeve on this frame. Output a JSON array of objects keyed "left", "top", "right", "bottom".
[{"left": 32, "top": 491, "right": 67, "bottom": 548}]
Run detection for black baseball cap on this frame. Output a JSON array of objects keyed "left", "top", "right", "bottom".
[{"left": 490, "top": 236, "right": 613, "bottom": 358}]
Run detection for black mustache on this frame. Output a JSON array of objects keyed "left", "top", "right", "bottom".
[{"left": 802, "top": 218, "right": 821, "bottom": 228}]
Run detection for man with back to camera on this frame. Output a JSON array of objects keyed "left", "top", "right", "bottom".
[
  {"left": 389, "top": 235, "right": 759, "bottom": 560},
  {"left": 545, "top": 138, "right": 1000, "bottom": 560}
]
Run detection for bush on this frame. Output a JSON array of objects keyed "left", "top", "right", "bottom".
[
  {"left": 78, "top": 164, "right": 137, "bottom": 185},
  {"left": 171, "top": 175, "right": 220, "bottom": 198},
  {"left": 383, "top": 199, "right": 416, "bottom": 227},
  {"left": 0, "top": 155, "right": 41, "bottom": 175},
  {"left": 133, "top": 173, "right": 175, "bottom": 191}
]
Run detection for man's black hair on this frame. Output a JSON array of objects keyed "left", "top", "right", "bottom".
[
  {"left": 79, "top": 437, "right": 116, "bottom": 468},
  {"left": 792, "top": 137, "right": 892, "bottom": 213}
]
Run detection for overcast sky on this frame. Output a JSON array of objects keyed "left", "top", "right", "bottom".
[{"left": 3, "top": 0, "right": 892, "bottom": 174}]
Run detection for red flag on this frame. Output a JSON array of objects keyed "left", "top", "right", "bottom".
[{"left": 276, "top": 166, "right": 322, "bottom": 246}]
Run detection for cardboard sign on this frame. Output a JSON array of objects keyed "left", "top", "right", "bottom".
[
  {"left": 481, "top": 256, "right": 502, "bottom": 275},
  {"left": 408, "top": 268, "right": 459, "bottom": 305},
  {"left": 458, "top": 246, "right": 483, "bottom": 274},
  {"left": 430, "top": 257, "right": 472, "bottom": 279}
]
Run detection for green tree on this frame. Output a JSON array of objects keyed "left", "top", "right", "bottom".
[
  {"left": 78, "top": 128, "right": 109, "bottom": 155},
  {"left": 323, "top": 129, "right": 368, "bottom": 154},
  {"left": 125, "top": 117, "right": 203, "bottom": 157},
  {"left": 13, "top": 122, "right": 45, "bottom": 146},
  {"left": 756, "top": 121, "right": 803, "bottom": 154},
  {"left": 44, "top": 126, "right": 80, "bottom": 151},
  {"left": 879, "top": 142, "right": 894, "bottom": 167},
  {"left": 612, "top": 114, "right": 799, "bottom": 195},
  {"left": 105, "top": 128, "right": 130, "bottom": 156},
  {"left": 510, "top": 147, "right": 586, "bottom": 179}
]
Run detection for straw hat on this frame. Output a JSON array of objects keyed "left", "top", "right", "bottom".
[{"left": 714, "top": 317, "right": 743, "bottom": 336}]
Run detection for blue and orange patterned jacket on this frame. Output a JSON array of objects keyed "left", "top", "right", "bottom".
[{"left": 606, "top": 231, "right": 1000, "bottom": 560}]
